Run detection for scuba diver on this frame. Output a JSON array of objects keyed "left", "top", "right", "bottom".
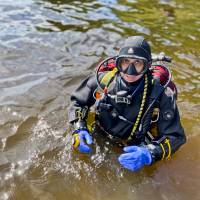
[{"left": 68, "top": 36, "right": 186, "bottom": 172}]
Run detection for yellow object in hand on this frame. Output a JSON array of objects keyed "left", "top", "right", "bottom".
[{"left": 72, "top": 133, "right": 80, "bottom": 149}]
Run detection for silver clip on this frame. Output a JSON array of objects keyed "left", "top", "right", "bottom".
[{"left": 115, "top": 96, "right": 131, "bottom": 104}]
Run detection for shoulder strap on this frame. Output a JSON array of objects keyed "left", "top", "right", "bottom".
[{"left": 100, "top": 68, "right": 118, "bottom": 88}]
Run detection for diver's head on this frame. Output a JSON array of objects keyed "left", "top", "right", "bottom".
[{"left": 116, "top": 36, "right": 151, "bottom": 83}]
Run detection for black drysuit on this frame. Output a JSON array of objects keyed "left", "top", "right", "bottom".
[{"left": 68, "top": 72, "right": 186, "bottom": 163}]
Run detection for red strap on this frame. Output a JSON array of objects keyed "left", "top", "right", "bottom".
[
  {"left": 152, "top": 65, "right": 177, "bottom": 97},
  {"left": 99, "top": 59, "right": 116, "bottom": 72}
]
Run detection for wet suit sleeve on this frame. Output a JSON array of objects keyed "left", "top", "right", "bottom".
[
  {"left": 68, "top": 74, "right": 98, "bottom": 124},
  {"left": 148, "top": 87, "right": 186, "bottom": 163}
]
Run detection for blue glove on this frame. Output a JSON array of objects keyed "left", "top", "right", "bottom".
[
  {"left": 118, "top": 146, "right": 152, "bottom": 171},
  {"left": 72, "top": 129, "right": 92, "bottom": 153}
]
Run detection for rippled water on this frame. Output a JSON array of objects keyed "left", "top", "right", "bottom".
[{"left": 0, "top": 0, "right": 199, "bottom": 199}]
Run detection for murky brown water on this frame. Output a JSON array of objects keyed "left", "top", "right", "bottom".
[{"left": 0, "top": 0, "right": 200, "bottom": 199}]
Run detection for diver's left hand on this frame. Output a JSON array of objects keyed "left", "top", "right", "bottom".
[{"left": 118, "top": 146, "right": 152, "bottom": 171}]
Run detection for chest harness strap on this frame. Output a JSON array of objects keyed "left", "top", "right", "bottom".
[{"left": 128, "top": 74, "right": 148, "bottom": 140}]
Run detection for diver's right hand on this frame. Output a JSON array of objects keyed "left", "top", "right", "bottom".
[{"left": 72, "top": 129, "right": 92, "bottom": 153}]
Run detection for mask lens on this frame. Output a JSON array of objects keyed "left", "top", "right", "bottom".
[{"left": 119, "top": 58, "right": 146, "bottom": 75}]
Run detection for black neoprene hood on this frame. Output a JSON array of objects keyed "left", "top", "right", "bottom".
[{"left": 117, "top": 36, "right": 152, "bottom": 63}]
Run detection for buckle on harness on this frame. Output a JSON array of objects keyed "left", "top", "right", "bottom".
[{"left": 115, "top": 96, "right": 131, "bottom": 104}]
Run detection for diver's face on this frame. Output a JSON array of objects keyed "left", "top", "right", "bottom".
[{"left": 120, "top": 58, "right": 145, "bottom": 82}]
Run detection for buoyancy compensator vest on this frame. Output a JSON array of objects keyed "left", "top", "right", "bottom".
[{"left": 89, "top": 53, "right": 177, "bottom": 142}]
